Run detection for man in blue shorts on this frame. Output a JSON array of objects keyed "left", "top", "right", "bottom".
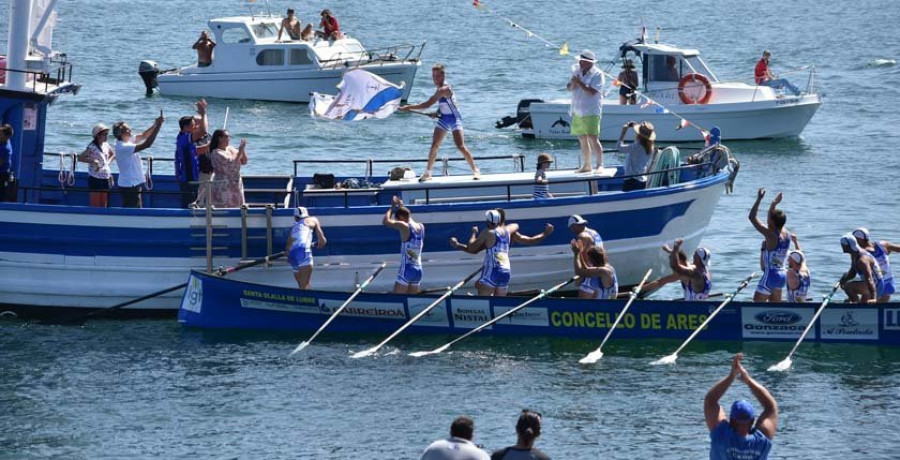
[
  {"left": 749, "top": 188, "right": 791, "bottom": 302},
  {"left": 705, "top": 353, "right": 778, "bottom": 460},
  {"left": 567, "top": 50, "right": 605, "bottom": 174},
  {"left": 285, "top": 206, "right": 327, "bottom": 290},
  {"left": 383, "top": 196, "right": 425, "bottom": 294}
]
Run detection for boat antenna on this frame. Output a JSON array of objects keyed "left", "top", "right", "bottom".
[
  {"left": 655, "top": 26, "right": 661, "bottom": 44},
  {"left": 264, "top": 0, "right": 272, "bottom": 16}
]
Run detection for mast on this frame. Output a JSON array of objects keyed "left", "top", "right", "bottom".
[{"left": 5, "top": 0, "right": 35, "bottom": 91}]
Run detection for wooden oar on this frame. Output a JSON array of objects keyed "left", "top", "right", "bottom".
[
  {"left": 650, "top": 272, "right": 756, "bottom": 365},
  {"left": 45, "top": 252, "right": 286, "bottom": 325},
  {"left": 579, "top": 269, "right": 653, "bottom": 364},
  {"left": 289, "top": 262, "right": 388, "bottom": 356},
  {"left": 409, "top": 276, "right": 580, "bottom": 358},
  {"left": 350, "top": 266, "right": 483, "bottom": 359},
  {"left": 768, "top": 280, "right": 843, "bottom": 372}
]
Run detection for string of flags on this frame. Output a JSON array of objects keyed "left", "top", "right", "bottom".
[{"left": 470, "top": 0, "right": 711, "bottom": 141}]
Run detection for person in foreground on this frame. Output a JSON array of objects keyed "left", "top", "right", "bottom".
[
  {"left": 491, "top": 409, "right": 550, "bottom": 460},
  {"left": 449, "top": 209, "right": 553, "bottom": 296},
  {"left": 286, "top": 206, "right": 327, "bottom": 290},
  {"left": 400, "top": 63, "right": 480, "bottom": 182},
  {"left": 704, "top": 353, "right": 777, "bottom": 460},
  {"left": 383, "top": 196, "right": 425, "bottom": 294},
  {"left": 839, "top": 233, "right": 883, "bottom": 304},
  {"left": 749, "top": 188, "right": 791, "bottom": 302},
  {"left": 420, "top": 415, "right": 489, "bottom": 460},
  {"left": 852, "top": 227, "right": 897, "bottom": 302},
  {"left": 567, "top": 49, "right": 605, "bottom": 174}
]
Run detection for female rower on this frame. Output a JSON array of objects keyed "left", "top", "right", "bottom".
[
  {"left": 839, "top": 234, "right": 883, "bottom": 303},
  {"left": 571, "top": 239, "right": 617, "bottom": 299},
  {"left": 286, "top": 207, "right": 327, "bottom": 290},
  {"left": 853, "top": 227, "right": 897, "bottom": 302},
  {"left": 785, "top": 234, "right": 810, "bottom": 303}
]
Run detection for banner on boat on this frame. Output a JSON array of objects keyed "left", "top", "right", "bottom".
[
  {"left": 310, "top": 69, "right": 403, "bottom": 121},
  {"left": 741, "top": 307, "right": 814, "bottom": 339}
]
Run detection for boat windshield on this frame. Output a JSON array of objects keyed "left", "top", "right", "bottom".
[
  {"left": 684, "top": 56, "right": 718, "bottom": 82},
  {"left": 251, "top": 22, "right": 279, "bottom": 40}
]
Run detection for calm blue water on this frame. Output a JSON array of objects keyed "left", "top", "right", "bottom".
[{"left": 2, "top": 0, "right": 900, "bottom": 458}]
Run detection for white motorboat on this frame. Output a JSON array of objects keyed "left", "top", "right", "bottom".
[
  {"left": 140, "top": 15, "right": 423, "bottom": 103},
  {"left": 497, "top": 38, "right": 823, "bottom": 142}
]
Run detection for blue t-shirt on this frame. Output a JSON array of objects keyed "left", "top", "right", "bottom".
[
  {"left": 175, "top": 131, "right": 199, "bottom": 183},
  {"left": 0, "top": 140, "right": 12, "bottom": 174},
  {"left": 709, "top": 421, "right": 772, "bottom": 460}
]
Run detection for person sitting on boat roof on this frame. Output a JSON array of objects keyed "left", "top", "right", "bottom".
[
  {"left": 112, "top": 111, "right": 165, "bottom": 208},
  {"left": 568, "top": 50, "right": 605, "bottom": 174},
  {"left": 571, "top": 239, "right": 618, "bottom": 300},
  {"left": 383, "top": 196, "right": 425, "bottom": 294},
  {"left": 286, "top": 206, "right": 327, "bottom": 290},
  {"left": 619, "top": 121, "right": 656, "bottom": 192},
  {"left": 77, "top": 124, "right": 116, "bottom": 208},
  {"left": 665, "top": 238, "right": 712, "bottom": 300},
  {"left": 175, "top": 100, "right": 211, "bottom": 208},
  {"left": 491, "top": 409, "right": 550, "bottom": 460},
  {"left": 839, "top": 233, "right": 884, "bottom": 304},
  {"left": 852, "top": 227, "right": 897, "bottom": 302},
  {"left": 420, "top": 415, "right": 489, "bottom": 460},
  {"left": 278, "top": 8, "right": 313, "bottom": 42},
  {"left": 399, "top": 63, "right": 481, "bottom": 182},
  {"left": 754, "top": 51, "right": 801, "bottom": 96},
  {"left": 209, "top": 129, "right": 249, "bottom": 208},
  {"left": 617, "top": 59, "right": 639, "bottom": 105},
  {"left": 749, "top": 188, "right": 791, "bottom": 302},
  {"left": 316, "top": 9, "right": 343, "bottom": 41},
  {"left": 0, "top": 123, "right": 15, "bottom": 202},
  {"left": 785, "top": 235, "right": 810, "bottom": 303},
  {"left": 449, "top": 209, "right": 554, "bottom": 296},
  {"left": 192, "top": 31, "right": 216, "bottom": 68},
  {"left": 532, "top": 153, "right": 553, "bottom": 199},
  {"left": 704, "top": 353, "right": 778, "bottom": 460}
]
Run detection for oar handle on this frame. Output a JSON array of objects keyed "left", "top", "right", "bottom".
[
  {"left": 785, "top": 280, "right": 843, "bottom": 358},
  {"left": 596, "top": 269, "right": 653, "bottom": 350},
  {"left": 359, "top": 262, "right": 389, "bottom": 290},
  {"left": 220, "top": 251, "right": 286, "bottom": 276}
]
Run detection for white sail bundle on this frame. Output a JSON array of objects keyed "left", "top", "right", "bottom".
[{"left": 310, "top": 69, "right": 404, "bottom": 121}]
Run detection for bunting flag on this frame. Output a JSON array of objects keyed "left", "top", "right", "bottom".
[
  {"left": 559, "top": 42, "right": 569, "bottom": 56},
  {"left": 310, "top": 69, "right": 403, "bottom": 121},
  {"left": 473, "top": 0, "right": 487, "bottom": 10},
  {"left": 676, "top": 119, "right": 690, "bottom": 130},
  {"left": 640, "top": 98, "right": 653, "bottom": 109}
]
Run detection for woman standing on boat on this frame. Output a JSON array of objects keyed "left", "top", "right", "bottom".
[
  {"left": 618, "top": 121, "right": 656, "bottom": 192},
  {"left": 286, "top": 207, "right": 327, "bottom": 290},
  {"left": 571, "top": 239, "right": 617, "bottom": 299},
  {"left": 78, "top": 124, "right": 115, "bottom": 208},
  {"left": 449, "top": 209, "right": 553, "bottom": 296},
  {"left": 209, "top": 129, "right": 248, "bottom": 208},
  {"left": 399, "top": 63, "right": 480, "bottom": 182},
  {"left": 383, "top": 196, "right": 425, "bottom": 294}
]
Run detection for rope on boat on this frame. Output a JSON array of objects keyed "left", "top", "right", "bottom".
[
  {"left": 57, "top": 152, "right": 75, "bottom": 189},
  {"left": 144, "top": 155, "right": 154, "bottom": 190}
]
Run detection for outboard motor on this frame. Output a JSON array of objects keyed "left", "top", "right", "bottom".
[
  {"left": 138, "top": 60, "right": 160, "bottom": 96},
  {"left": 495, "top": 99, "right": 543, "bottom": 129}
]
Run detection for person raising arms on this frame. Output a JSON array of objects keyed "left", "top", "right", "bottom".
[
  {"left": 785, "top": 234, "right": 810, "bottom": 303},
  {"left": 383, "top": 196, "right": 425, "bottom": 294},
  {"left": 571, "top": 239, "right": 617, "bottom": 300},
  {"left": 749, "top": 188, "right": 791, "bottom": 302}
]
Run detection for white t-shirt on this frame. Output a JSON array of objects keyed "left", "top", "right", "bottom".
[
  {"left": 115, "top": 140, "right": 145, "bottom": 187},
  {"left": 570, "top": 64, "right": 605, "bottom": 116},
  {"left": 420, "top": 437, "right": 490, "bottom": 460}
]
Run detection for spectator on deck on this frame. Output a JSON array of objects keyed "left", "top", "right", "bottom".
[
  {"left": 0, "top": 123, "right": 15, "bottom": 202},
  {"left": 618, "top": 121, "right": 656, "bottom": 192},
  {"left": 754, "top": 50, "right": 801, "bottom": 96},
  {"left": 491, "top": 410, "right": 550, "bottom": 460},
  {"left": 209, "top": 129, "right": 248, "bottom": 208},
  {"left": 278, "top": 8, "right": 313, "bottom": 42},
  {"left": 532, "top": 153, "right": 553, "bottom": 199},
  {"left": 317, "top": 9, "right": 343, "bottom": 40},
  {"left": 112, "top": 111, "right": 165, "bottom": 208},
  {"left": 78, "top": 124, "right": 115, "bottom": 208},
  {"left": 420, "top": 415, "right": 489, "bottom": 460},
  {"left": 192, "top": 31, "right": 216, "bottom": 67},
  {"left": 704, "top": 353, "right": 778, "bottom": 460},
  {"left": 175, "top": 100, "right": 211, "bottom": 208}
]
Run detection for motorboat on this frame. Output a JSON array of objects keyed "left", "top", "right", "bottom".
[
  {"left": 496, "top": 37, "right": 823, "bottom": 142},
  {"left": 139, "top": 15, "right": 424, "bottom": 102}
]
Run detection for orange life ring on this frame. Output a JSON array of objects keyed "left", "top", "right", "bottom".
[{"left": 678, "top": 73, "right": 713, "bottom": 105}]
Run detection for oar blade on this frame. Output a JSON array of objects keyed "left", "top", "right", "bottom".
[
  {"left": 288, "top": 341, "right": 310, "bottom": 357},
  {"left": 409, "top": 344, "right": 450, "bottom": 358},
  {"left": 651, "top": 353, "right": 678, "bottom": 366},
  {"left": 350, "top": 346, "right": 379, "bottom": 359},
  {"left": 578, "top": 349, "right": 604, "bottom": 364},
  {"left": 767, "top": 357, "right": 792, "bottom": 372}
]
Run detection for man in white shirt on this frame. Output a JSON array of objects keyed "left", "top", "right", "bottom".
[
  {"left": 421, "top": 416, "right": 490, "bottom": 460},
  {"left": 567, "top": 50, "right": 605, "bottom": 174},
  {"left": 112, "top": 111, "right": 165, "bottom": 208}
]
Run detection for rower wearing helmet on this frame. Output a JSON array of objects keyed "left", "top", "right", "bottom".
[
  {"left": 571, "top": 239, "right": 618, "bottom": 299},
  {"left": 839, "top": 233, "right": 883, "bottom": 304},
  {"left": 285, "top": 206, "right": 327, "bottom": 290},
  {"left": 749, "top": 188, "right": 791, "bottom": 302},
  {"left": 852, "top": 227, "right": 898, "bottom": 302},
  {"left": 450, "top": 210, "right": 554, "bottom": 296},
  {"left": 665, "top": 238, "right": 712, "bottom": 300},
  {"left": 383, "top": 196, "right": 425, "bottom": 294}
]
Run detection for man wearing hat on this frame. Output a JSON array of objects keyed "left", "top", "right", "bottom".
[
  {"left": 286, "top": 206, "right": 327, "bottom": 290},
  {"left": 665, "top": 238, "right": 711, "bottom": 300},
  {"left": 839, "top": 233, "right": 883, "bottom": 303},
  {"left": 532, "top": 153, "right": 553, "bottom": 199},
  {"left": 616, "top": 59, "right": 639, "bottom": 105},
  {"left": 567, "top": 49, "right": 605, "bottom": 174},
  {"left": 705, "top": 353, "right": 778, "bottom": 460},
  {"left": 567, "top": 214, "right": 603, "bottom": 250},
  {"left": 852, "top": 227, "right": 897, "bottom": 302},
  {"left": 449, "top": 209, "right": 554, "bottom": 296}
]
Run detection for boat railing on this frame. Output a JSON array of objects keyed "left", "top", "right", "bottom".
[
  {"left": 292, "top": 153, "right": 526, "bottom": 179},
  {"left": 293, "top": 162, "right": 716, "bottom": 208},
  {"left": 0, "top": 58, "right": 75, "bottom": 94},
  {"left": 317, "top": 42, "right": 426, "bottom": 69}
]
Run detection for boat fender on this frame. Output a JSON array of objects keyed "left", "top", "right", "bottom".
[
  {"left": 677, "top": 73, "right": 712, "bottom": 105},
  {"left": 138, "top": 60, "right": 160, "bottom": 97}
]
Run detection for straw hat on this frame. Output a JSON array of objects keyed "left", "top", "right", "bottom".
[
  {"left": 92, "top": 123, "right": 109, "bottom": 138},
  {"left": 633, "top": 121, "right": 656, "bottom": 142},
  {"left": 536, "top": 153, "right": 554, "bottom": 166}
]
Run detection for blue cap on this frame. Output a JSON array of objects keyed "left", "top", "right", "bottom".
[
  {"left": 730, "top": 400, "right": 756, "bottom": 421},
  {"left": 708, "top": 126, "right": 721, "bottom": 146}
]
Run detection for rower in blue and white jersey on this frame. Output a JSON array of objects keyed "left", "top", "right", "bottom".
[
  {"left": 571, "top": 241, "right": 618, "bottom": 300},
  {"left": 785, "top": 250, "right": 811, "bottom": 303},
  {"left": 853, "top": 227, "right": 898, "bottom": 302},
  {"left": 383, "top": 196, "right": 425, "bottom": 294},
  {"left": 840, "top": 234, "right": 884, "bottom": 304},
  {"left": 666, "top": 239, "right": 712, "bottom": 301},
  {"left": 286, "top": 207, "right": 327, "bottom": 290},
  {"left": 749, "top": 188, "right": 792, "bottom": 302},
  {"left": 450, "top": 209, "right": 554, "bottom": 296},
  {"left": 567, "top": 214, "right": 604, "bottom": 250}
]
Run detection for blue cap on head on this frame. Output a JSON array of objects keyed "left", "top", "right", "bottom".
[
  {"left": 708, "top": 126, "right": 721, "bottom": 146},
  {"left": 730, "top": 400, "right": 756, "bottom": 421}
]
